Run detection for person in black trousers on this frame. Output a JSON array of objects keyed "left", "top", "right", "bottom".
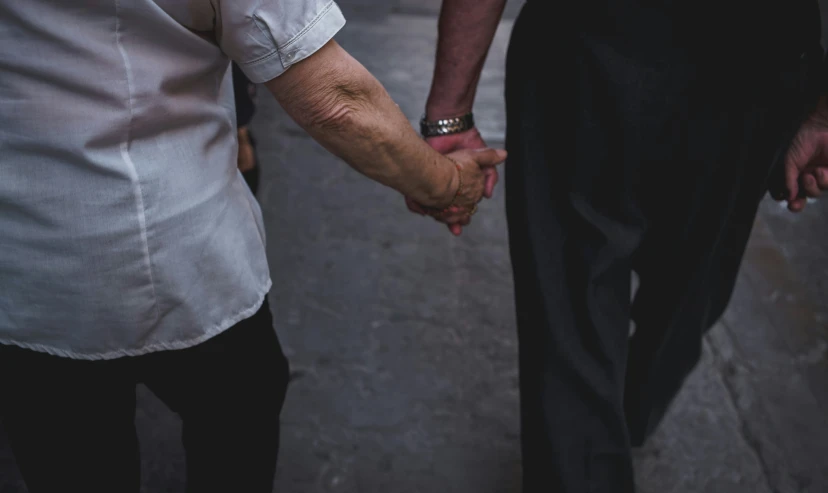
[{"left": 412, "top": 0, "right": 828, "bottom": 491}]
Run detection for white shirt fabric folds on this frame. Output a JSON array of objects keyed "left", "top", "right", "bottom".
[{"left": 0, "top": 0, "right": 345, "bottom": 359}]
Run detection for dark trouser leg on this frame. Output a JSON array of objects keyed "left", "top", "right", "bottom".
[
  {"left": 141, "top": 298, "right": 290, "bottom": 493},
  {"left": 0, "top": 346, "right": 139, "bottom": 493},
  {"left": 505, "top": 7, "right": 641, "bottom": 492},
  {"left": 504, "top": 77, "right": 638, "bottom": 493},
  {"left": 505, "top": 135, "right": 637, "bottom": 493}
]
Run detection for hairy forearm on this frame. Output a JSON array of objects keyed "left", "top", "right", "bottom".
[
  {"left": 425, "top": 0, "right": 508, "bottom": 119},
  {"left": 266, "top": 41, "right": 456, "bottom": 207}
]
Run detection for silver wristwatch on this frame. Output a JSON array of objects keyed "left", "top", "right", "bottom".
[{"left": 419, "top": 112, "right": 475, "bottom": 137}]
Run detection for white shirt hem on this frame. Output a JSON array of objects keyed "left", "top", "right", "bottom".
[{"left": 0, "top": 278, "right": 273, "bottom": 361}]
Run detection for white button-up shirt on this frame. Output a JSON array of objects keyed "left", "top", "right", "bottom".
[{"left": 0, "top": 0, "right": 345, "bottom": 359}]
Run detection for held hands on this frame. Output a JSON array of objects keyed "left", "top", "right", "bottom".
[
  {"left": 777, "top": 96, "right": 828, "bottom": 212},
  {"left": 408, "top": 146, "right": 506, "bottom": 235},
  {"left": 427, "top": 128, "right": 499, "bottom": 199},
  {"left": 406, "top": 128, "right": 503, "bottom": 235}
]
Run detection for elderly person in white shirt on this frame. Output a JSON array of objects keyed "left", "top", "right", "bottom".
[{"left": 0, "top": 1, "right": 505, "bottom": 492}]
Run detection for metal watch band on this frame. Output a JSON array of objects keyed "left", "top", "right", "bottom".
[{"left": 419, "top": 112, "right": 475, "bottom": 137}]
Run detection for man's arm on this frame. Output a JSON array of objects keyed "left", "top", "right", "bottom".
[
  {"left": 425, "top": 0, "right": 508, "bottom": 120},
  {"left": 412, "top": 0, "right": 508, "bottom": 233},
  {"left": 265, "top": 40, "right": 504, "bottom": 211}
]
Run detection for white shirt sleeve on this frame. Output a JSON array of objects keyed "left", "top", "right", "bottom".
[{"left": 212, "top": 0, "right": 346, "bottom": 83}]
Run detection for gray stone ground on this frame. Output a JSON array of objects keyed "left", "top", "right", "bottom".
[{"left": 2, "top": 1, "right": 828, "bottom": 492}]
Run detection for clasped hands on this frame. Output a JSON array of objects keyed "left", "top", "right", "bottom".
[
  {"left": 405, "top": 95, "right": 828, "bottom": 227},
  {"left": 406, "top": 128, "right": 504, "bottom": 236}
]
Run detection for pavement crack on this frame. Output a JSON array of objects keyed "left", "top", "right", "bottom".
[{"left": 705, "top": 329, "right": 780, "bottom": 493}]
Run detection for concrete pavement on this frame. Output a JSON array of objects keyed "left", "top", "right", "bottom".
[{"left": 1, "top": 1, "right": 826, "bottom": 492}]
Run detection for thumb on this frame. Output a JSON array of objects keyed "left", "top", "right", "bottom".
[{"left": 470, "top": 148, "right": 507, "bottom": 167}]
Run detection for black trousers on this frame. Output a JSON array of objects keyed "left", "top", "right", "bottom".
[
  {"left": 0, "top": 299, "right": 289, "bottom": 493},
  {"left": 505, "top": 2, "right": 821, "bottom": 492}
]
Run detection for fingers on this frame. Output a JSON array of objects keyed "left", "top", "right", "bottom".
[
  {"left": 406, "top": 196, "right": 476, "bottom": 235},
  {"left": 447, "top": 216, "right": 471, "bottom": 236},
  {"left": 802, "top": 172, "right": 821, "bottom": 198},
  {"left": 788, "top": 196, "right": 807, "bottom": 212},
  {"left": 792, "top": 167, "right": 828, "bottom": 212},
  {"left": 449, "top": 148, "right": 505, "bottom": 206},
  {"left": 407, "top": 195, "right": 472, "bottom": 235},
  {"left": 430, "top": 206, "right": 472, "bottom": 224},
  {"left": 405, "top": 196, "right": 426, "bottom": 215},
  {"left": 409, "top": 141, "right": 504, "bottom": 233},
  {"left": 470, "top": 148, "right": 507, "bottom": 167},
  {"left": 423, "top": 203, "right": 477, "bottom": 238},
  {"left": 783, "top": 131, "right": 819, "bottom": 202},
  {"left": 784, "top": 153, "right": 802, "bottom": 203},
  {"left": 812, "top": 166, "right": 828, "bottom": 191},
  {"left": 483, "top": 168, "right": 499, "bottom": 198}
]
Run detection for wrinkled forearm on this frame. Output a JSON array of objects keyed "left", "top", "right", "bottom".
[
  {"left": 425, "top": 0, "right": 508, "bottom": 119},
  {"left": 266, "top": 40, "right": 457, "bottom": 208}
]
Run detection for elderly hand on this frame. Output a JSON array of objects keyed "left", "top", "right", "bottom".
[
  {"left": 406, "top": 128, "right": 500, "bottom": 235},
  {"left": 428, "top": 128, "right": 499, "bottom": 198},
  {"left": 778, "top": 96, "right": 828, "bottom": 212},
  {"left": 411, "top": 147, "right": 506, "bottom": 235}
]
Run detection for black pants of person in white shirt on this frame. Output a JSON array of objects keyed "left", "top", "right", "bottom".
[{"left": 0, "top": 298, "right": 289, "bottom": 493}]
